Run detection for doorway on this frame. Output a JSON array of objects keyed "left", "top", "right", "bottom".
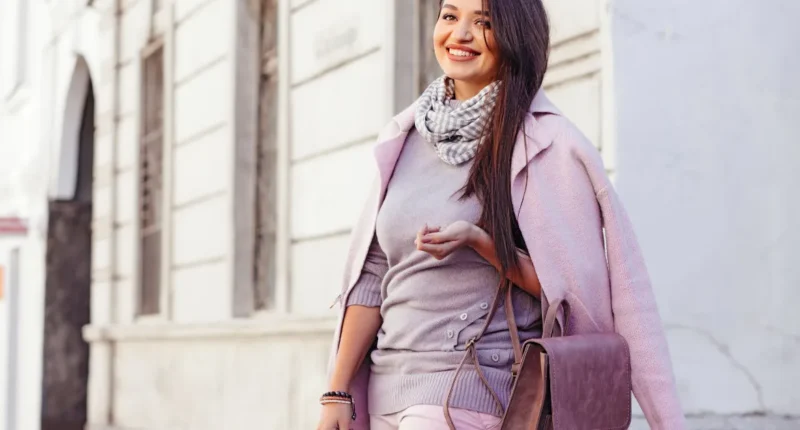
[{"left": 41, "top": 72, "right": 94, "bottom": 430}]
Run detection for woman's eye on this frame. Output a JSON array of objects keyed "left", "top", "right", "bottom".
[
  {"left": 441, "top": 13, "right": 456, "bottom": 21},
  {"left": 476, "top": 19, "right": 492, "bottom": 29}
]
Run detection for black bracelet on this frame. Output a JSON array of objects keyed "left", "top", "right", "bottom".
[{"left": 322, "top": 391, "right": 352, "bottom": 400}]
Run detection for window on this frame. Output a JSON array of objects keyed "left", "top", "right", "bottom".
[
  {"left": 138, "top": 44, "right": 164, "bottom": 315},
  {"left": 253, "top": 0, "right": 279, "bottom": 310}
]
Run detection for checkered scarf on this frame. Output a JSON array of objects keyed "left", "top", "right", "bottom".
[{"left": 414, "top": 76, "right": 501, "bottom": 166}]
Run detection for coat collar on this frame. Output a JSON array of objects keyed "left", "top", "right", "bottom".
[
  {"left": 511, "top": 90, "right": 562, "bottom": 178},
  {"left": 374, "top": 90, "right": 562, "bottom": 187}
]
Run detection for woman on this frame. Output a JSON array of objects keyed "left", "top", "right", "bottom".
[{"left": 317, "top": 0, "right": 685, "bottom": 429}]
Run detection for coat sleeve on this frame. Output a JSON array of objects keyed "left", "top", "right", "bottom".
[{"left": 597, "top": 184, "right": 687, "bottom": 430}]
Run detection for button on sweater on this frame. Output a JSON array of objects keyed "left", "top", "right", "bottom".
[{"left": 345, "top": 128, "right": 542, "bottom": 417}]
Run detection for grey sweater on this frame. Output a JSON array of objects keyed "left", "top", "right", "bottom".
[{"left": 346, "top": 128, "right": 543, "bottom": 417}]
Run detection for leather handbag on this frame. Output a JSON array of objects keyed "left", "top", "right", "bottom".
[{"left": 445, "top": 282, "right": 632, "bottom": 429}]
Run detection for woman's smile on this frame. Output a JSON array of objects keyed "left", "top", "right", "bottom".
[{"left": 446, "top": 44, "right": 481, "bottom": 62}]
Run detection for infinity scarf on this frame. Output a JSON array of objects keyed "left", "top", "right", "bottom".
[{"left": 414, "top": 76, "right": 501, "bottom": 166}]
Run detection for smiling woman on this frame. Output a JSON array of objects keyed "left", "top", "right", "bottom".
[
  {"left": 433, "top": 1, "right": 499, "bottom": 99},
  {"left": 318, "top": 0, "right": 686, "bottom": 429}
]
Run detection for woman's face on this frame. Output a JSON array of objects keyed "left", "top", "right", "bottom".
[{"left": 433, "top": 0, "right": 499, "bottom": 91}]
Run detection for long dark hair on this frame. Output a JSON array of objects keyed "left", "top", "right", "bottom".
[{"left": 441, "top": 0, "right": 550, "bottom": 275}]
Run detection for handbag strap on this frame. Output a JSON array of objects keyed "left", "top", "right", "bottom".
[
  {"left": 542, "top": 298, "right": 569, "bottom": 339},
  {"left": 443, "top": 282, "right": 569, "bottom": 429},
  {"left": 443, "top": 280, "right": 522, "bottom": 426},
  {"left": 504, "top": 285, "right": 524, "bottom": 373}
]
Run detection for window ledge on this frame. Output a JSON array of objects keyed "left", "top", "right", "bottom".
[{"left": 83, "top": 315, "right": 337, "bottom": 342}]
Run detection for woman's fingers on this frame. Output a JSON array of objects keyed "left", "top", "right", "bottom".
[
  {"left": 418, "top": 242, "right": 456, "bottom": 260},
  {"left": 421, "top": 232, "right": 441, "bottom": 244},
  {"left": 415, "top": 225, "right": 426, "bottom": 249},
  {"left": 417, "top": 243, "right": 437, "bottom": 256},
  {"left": 416, "top": 224, "right": 441, "bottom": 248}
]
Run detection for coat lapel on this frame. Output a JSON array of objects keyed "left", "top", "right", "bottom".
[
  {"left": 374, "top": 102, "right": 417, "bottom": 200},
  {"left": 343, "top": 103, "right": 417, "bottom": 294}
]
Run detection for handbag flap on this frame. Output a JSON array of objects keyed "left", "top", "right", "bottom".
[{"left": 526, "top": 333, "right": 632, "bottom": 430}]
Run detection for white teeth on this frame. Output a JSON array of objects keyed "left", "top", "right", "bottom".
[{"left": 449, "top": 48, "right": 477, "bottom": 57}]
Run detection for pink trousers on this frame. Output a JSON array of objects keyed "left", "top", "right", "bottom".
[{"left": 370, "top": 405, "right": 502, "bottom": 430}]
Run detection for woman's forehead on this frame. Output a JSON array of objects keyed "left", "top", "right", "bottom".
[{"left": 441, "top": 0, "right": 490, "bottom": 14}]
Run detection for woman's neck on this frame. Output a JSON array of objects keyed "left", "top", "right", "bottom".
[{"left": 452, "top": 78, "right": 494, "bottom": 100}]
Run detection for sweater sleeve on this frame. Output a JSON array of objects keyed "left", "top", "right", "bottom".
[
  {"left": 345, "top": 235, "right": 388, "bottom": 308},
  {"left": 597, "top": 185, "right": 686, "bottom": 430}
]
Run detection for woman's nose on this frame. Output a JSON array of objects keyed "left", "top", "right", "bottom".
[{"left": 454, "top": 22, "right": 473, "bottom": 42}]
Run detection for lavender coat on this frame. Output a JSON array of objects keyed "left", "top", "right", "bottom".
[{"left": 329, "top": 91, "right": 686, "bottom": 429}]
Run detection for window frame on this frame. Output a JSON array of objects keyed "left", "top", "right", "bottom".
[{"left": 136, "top": 39, "right": 166, "bottom": 317}]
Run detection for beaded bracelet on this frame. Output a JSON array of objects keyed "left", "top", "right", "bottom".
[
  {"left": 322, "top": 391, "right": 352, "bottom": 400},
  {"left": 320, "top": 392, "right": 356, "bottom": 421}
]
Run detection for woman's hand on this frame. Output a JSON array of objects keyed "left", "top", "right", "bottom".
[
  {"left": 416, "top": 221, "right": 542, "bottom": 298},
  {"left": 414, "top": 221, "right": 484, "bottom": 260},
  {"left": 316, "top": 403, "right": 353, "bottom": 430}
]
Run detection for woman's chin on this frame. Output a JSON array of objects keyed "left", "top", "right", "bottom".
[{"left": 442, "top": 69, "right": 486, "bottom": 85}]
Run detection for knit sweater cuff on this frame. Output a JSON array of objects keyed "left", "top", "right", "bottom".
[{"left": 345, "top": 273, "right": 383, "bottom": 308}]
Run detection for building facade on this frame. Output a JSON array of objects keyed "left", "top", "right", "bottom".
[{"left": 0, "top": 1, "right": 797, "bottom": 429}]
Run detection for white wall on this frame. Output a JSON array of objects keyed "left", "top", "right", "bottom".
[
  {"left": 287, "top": 0, "right": 392, "bottom": 315},
  {"left": 168, "top": 0, "right": 235, "bottom": 323},
  {"left": 0, "top": 0, "right": 55, "bottom": 429},
  {"left": 542, "top": 0, "right": 608, "bottom": 164},
  {"left": 609, "top": 0, "right": 800, "bottom": 422},
  {"left": 0, "top": 0, "right": 48, "bottom": 220}
]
